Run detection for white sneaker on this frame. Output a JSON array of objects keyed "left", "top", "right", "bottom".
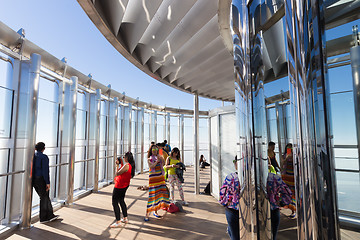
[
  {"left": 110, "top": 222, "right": 122, "bottom": 228},
  {"left": 120, "top": 218, "right": 129, "bottom": 223},
  {"left": 182, "top": 201, "right": 189, "bottom": 206}
]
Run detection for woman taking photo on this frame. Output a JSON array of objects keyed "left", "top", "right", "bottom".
[
  {"left": 110, "top": 152, "right": 135, "bottom": 228},
  {"left": 165, "top": 148, "right": 187, "bottom": 205},
  {"left": 145, "top": 144, "right": 170, "bottom": 221}
]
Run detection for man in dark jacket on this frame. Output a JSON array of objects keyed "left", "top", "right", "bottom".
[{"left": 33, "top": 142, "right": 58, "bottom": 223}]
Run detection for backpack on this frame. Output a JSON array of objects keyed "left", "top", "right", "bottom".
[{"left": 204, "top": 181, "right": 211, "bottom": 194}]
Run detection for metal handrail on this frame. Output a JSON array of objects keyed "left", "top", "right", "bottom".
[
  {"left": 335, "top": 169, "right": 360, "bottom": 173},
  {"left": 74, "top": 158, "right": 95, "bottom": 163},
  {"left": 49, "top": 162, "right": 69, "bottom": 168},
  {"left": 99, "top": 155, "right": 114, "bottom": 160},
  {"left": 0, "top": 170, "right": 25, "bottom": 177}
]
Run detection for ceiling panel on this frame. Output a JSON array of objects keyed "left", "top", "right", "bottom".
[{"left": 77, "top": 0, "right": 235, "bottom": 101}]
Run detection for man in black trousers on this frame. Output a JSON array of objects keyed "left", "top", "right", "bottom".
[{"left": 33, "top": 142, "right": 58, "bottom": 223}]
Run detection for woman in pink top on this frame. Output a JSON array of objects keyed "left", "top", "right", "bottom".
[{"left": 110, "top": 152, "right": 135, "bottom": 228}]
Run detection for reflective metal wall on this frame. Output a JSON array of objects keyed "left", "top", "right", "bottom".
[{"left": 232, "top": 0, "right": 341, "bottom": 239}]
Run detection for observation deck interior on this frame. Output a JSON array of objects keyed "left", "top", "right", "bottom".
[{"left": 1, "top": 0, "right": 360, "bottom": 239}]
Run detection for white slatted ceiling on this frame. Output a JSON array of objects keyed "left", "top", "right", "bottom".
[{"left": 78, "top": 0, "right": 235, "bottom": 101}]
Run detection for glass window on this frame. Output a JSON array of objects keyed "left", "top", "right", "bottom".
[
  {"left": 0, "top": 87, "right": 13, "bottom": 138},
  {"left": 36, "top": 99, "right": 59, "bottom": 147},
  {"left": 336, "top": 172, "right": 360, "bottom": 213},
  {"left": 74, "top": 146, "right": 86, "bottom": 190}
]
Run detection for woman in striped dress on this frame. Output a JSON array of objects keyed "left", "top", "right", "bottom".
[
  {"left": 144, "top": 144, "right": 170, "bottom": 221},
  {"left": 281, "top": 143, "right": 296, "bottom": 218}
]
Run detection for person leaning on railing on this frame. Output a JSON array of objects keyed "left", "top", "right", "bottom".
[{"left": 32, "top": 142, "right": 59, "bottom": 223}]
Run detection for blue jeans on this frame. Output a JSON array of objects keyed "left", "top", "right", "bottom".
[
  {"left": 225, "top": 207, "right": 240, "bottom": 240},
  {"left": 271, "top": 208, "right": 280, "bottom": 240}
]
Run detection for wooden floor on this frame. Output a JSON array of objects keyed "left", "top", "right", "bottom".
[
  {"left": 5, "top": 166, "right": 360, "bottom": 240},
  {"left": 6, "top": 167, "right": 228, "bottom": 240}
]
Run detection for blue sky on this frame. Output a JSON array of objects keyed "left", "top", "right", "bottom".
[{"left": 0, "top": 0, "right": 225, "bottom": 111}]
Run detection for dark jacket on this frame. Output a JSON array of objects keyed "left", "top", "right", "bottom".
[
  {"left": 33, "top": 151, "right": 50, "bottom": 184},
  {"left": 175, "top": 162, "right": 186, "bottom": 183}
]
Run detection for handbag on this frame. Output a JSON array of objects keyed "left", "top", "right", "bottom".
[{"left": 167, "top": 203, "right": 179, "bottom": 213}]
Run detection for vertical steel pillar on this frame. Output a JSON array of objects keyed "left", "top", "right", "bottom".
[
  {"left": 194, "top": 93, "right": 200, "bottom": 194},
  {"left": 217, "top": 114, "right": 222, "bottom": 192},
  {"left": 85, "top": 92, "right": 91, "bottom": 189},
  {"left": 208, "top": 116, "right": 212, "bottom": 193},
  {"left": 180, "top": 114, "right": 184, "bottom": 163},
  {"left": 128, "top": 103, "right": 132, "bottom": 153},
  {"left": 7, "top": 59, "right": 21, "bottom": 224},
  {"left": 164, "top": 112, "right": 167, "bottom": 141},
  {"left": 154, "top": 110, "right": 157, "bottom": 143},
  {"left": 106, "top": 97, "right": 110, "bottom": 181},
  {"left": 93, "top": 89, "right": 101, "bottom": 192},
  {"left": 57, "top": 76, "right": 68, "bottom": 200},
  {"left": 167, "top": 113, "right": 171, "bottom": 145},
  {"left": 178, "top": 114, "right": 181, "bottom": 148},
  {"left": 121, "top": 104, "right": 125, "bottom": 156},
  {"left": 67, "top": 76, "right": 78, "bottom": 205},
  {"left": 140, "top": 108, "right": 145, "bottom": 173},
  {"left": 134, "top": 108, "right": 139, "bottom": 171},
  {"left": 285, "top": 0, "right": 340, "bottom": 238},
  {"left": 351, "top": 45, "right": 360, "bottom": 171},
  {"left": 275, "top": 102, "right": 286, "bottom": 164},
  {"left": 113, "top": 98, "right": 118, "bottom": 179},
  {"left": 19, "top": 53, "right": 41, "bottom": 229}
]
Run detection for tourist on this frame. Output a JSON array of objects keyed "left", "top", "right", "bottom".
[
  {"left": 165, "top": 148, "right": 188, "bottom": 205},
  {"left": 32, "top": 142, "right": 59, "bottom": 223},
  {"left": 145, "top": 145, "right": 170, "bottom": 221},
  {"left": 219, "top": 156, "right": 240, "bottom": 240},
  {"left": 110, "top": 152, "right": 135, "bottom": 228}
]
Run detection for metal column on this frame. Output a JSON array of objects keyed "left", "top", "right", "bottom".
[
  {"left": 178, "top": 114, "right": 181, "bottom": 148},
  {"left": 121, "top": 104, "right": 125, "bottom": 156},
  {"left": 128, "top": 103, "right": 132, "bottom": 153},
  {"left": 19, "top": 53, "right": 41, "bottom": 229},
  {"left": 164, "top": 113, "right": 167, "bottom": 141},
  {"left": 275, "top": 101, "right": 286, "bottom": 165},
  {"left": 93, "top": 89, "right": 101, "bottom": 192},
  {"left": 140, "top": 108, "right": 145, "bottom": 173},
  {"left": 134, "top": 108, "right": 139, "bottom": 171},
  {"left": 106, "top": 96, "right": 111, "bottom": 181},
  {"left": 180, "top": 114, "right": 184, "bottom": 163},
  {"left": 67, "top": 76, "right": 78, "bottom": 205},
  {"left": 217, "top": 114, "right": 222, "bottom": 193},
  {"left": 194, "top": 94, "right": 200, "bottom": 194},
  {"left": 113, "top": 98, "right": 118, "bottom": 179},
  {"left": 208, "top": 116, "right": 212, "bottom": 193},
  {"left": 351, "top": 44, "right": 360, "bottom": 171},
  {"left": 154, "top": 110, "right": 157, "bottom": 143},
  {"left": 167, "top": 113, "right": 170, "bottom": 144}
]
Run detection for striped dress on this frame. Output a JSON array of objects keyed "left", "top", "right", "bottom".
[
  {"left": 282, "top": 154, "right": 296, "bottom": 212},
  {"left": 147, "top": 156, "right": 170, "bottom": 213}
]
